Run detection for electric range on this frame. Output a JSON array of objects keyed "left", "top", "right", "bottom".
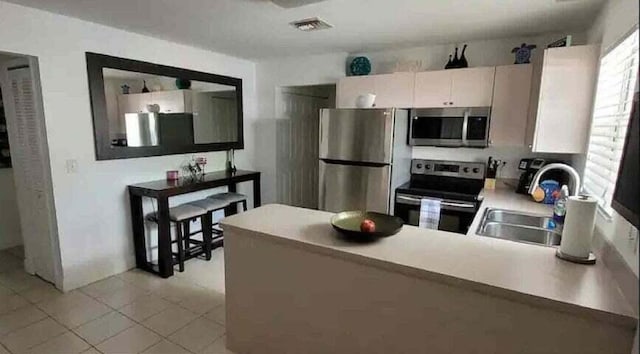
[{"left": 394, "top": 159, "right": 486, "bottom": 234}]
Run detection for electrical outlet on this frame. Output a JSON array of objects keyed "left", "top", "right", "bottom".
[{"left": 65, "top": 159, "right": 78, "bottom": 174}]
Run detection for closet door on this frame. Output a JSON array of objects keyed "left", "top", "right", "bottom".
[{"left": 0, "top": 58, "right": 60, "bottom": 285}]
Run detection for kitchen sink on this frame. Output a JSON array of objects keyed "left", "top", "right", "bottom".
[
  {"left": 480, "top": 222, "right": 561, "bottom": 247},
  {"left": 484, "top": 209, "right": 554, "bottom": 229},
  {"left": 476, "top": 208, "right": 561, "bottom": 247}
]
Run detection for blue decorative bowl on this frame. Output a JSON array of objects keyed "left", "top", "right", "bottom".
[{"left": 350, "top": 56, "right": 371, "bottom": 76}]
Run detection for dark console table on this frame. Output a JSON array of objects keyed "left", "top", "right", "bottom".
[{"left": 128, "top": 170, "right": 261, "bottom": 278}]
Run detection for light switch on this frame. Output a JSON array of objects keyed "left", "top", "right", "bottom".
[{"left": 65, "top": 159, "right": 78, "bottom": 174}]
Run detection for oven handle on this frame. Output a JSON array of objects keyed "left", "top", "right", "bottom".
[{"left": 396, "top": 195, "right": 476, "bottom": 209}]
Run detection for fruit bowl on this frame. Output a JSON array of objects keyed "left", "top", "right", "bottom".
[{"left": 330, "top": 211, "right": 404, "bottom": 242}]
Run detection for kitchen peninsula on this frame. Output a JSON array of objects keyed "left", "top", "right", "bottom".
[{"left": 221, "top": 204, "right": 637, "bottom": 354}]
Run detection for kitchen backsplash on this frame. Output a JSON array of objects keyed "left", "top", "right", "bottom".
[{"left": 411, "top": 146, "right": 574, "bottom": 179}]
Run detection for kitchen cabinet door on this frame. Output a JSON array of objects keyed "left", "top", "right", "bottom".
[
  {"left": 530, "top": 45, "right": 599, "bottom": 153},
  {"left": 489, "top": 64, "right": 532, "bottom": 146},
  {"left": 152, "top": 90, "right": 192, "bottom": 113},
  {"left": 373, "top": 73, "right": 415, "bottom": 108},
  {"left": 413, "top": 70, "right": 452, "bottom": 108},
  {"left": 336, "top": 76, "right": 376, "bottom": 108},
  {"left": 450, "top": 67, "right": 496, "bottom": 107},
  {"left": 117, "top": 93, "right": 147, "bottom": 114}
]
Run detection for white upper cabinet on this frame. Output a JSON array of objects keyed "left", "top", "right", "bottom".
[
  {"left": 527, "top": 45, "right": 599, "bottom": 153},
  {"left": 489, "top": 64, "right": 533, "bottom": 147},
  {"left": 336, "top": 72, "right": 414, "bottom": 108},
  {"left": 413, "top": 67, "right": 495, "bottom": 108},
  {"left": 373, "top": 73, "right": 415, "bottom": 108},
  {"left": 450, "top": 67, "right": 495, "bottom": 107},
  {"left": 117, "top": 90, "right": 193, "bottom": 115},
  {"left": 413, "top": 70, "right": 452, "bottom": 107},
  {"left": 336, "top": 75, "right": 375, "bottom": 108},
  {"left": 152, "top": 90, "right": 192, "bottom": 113}
]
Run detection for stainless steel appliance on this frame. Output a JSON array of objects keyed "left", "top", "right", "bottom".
[
  {"left": 318, "top": 108, "right": 411, "bottom": 214},
  {"left": 124, "top": 113, "right": 194, "bottom": 147},
  {"left": 125, "top": 113, "right": 159, "bottom": 147},
  {"left": 394, "top": 159, "right": 485, "bottom": 234},
  {"left": 408, "top": 107, "right": 491, "bottom": 147},
  {"left": 515, "top": 158, "right": 569, "bottom": 195}
]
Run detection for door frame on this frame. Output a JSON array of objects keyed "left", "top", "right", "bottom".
[{"left": 0, "top": 54, "right": 63, "bottom": 289}]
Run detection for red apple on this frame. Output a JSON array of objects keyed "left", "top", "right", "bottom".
[{"left": 360, "top": 219, "right": 376, "bottom": 233}]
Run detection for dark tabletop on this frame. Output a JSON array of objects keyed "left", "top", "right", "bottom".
[{"left": 128, "top": 169, "right": 260, "bottom": 194}]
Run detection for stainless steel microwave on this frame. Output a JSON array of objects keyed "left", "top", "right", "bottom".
[{"left": 409, "top": 107, "right": 491, "bottom": 147}]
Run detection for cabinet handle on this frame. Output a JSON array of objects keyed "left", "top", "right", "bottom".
[{"left": 449, "top": 102, "right": 453, "bottom": 105}]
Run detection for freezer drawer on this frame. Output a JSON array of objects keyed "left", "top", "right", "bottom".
[
  {"left": 318, "top": 160, "right": 391, "bottom": 213},
  {"left": 319, "top": 108, "right": 394, "bottom": 164}
]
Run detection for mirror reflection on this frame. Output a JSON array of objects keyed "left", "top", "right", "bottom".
[{"left": 103, "top": 68, "right": 238, "bottom": 148}]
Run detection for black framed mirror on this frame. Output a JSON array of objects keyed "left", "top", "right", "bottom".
[{"left": 86, "top": 52, "right": 243, "bottom": 160}]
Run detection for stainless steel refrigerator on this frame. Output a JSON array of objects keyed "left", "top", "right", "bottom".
[{"left": 318, "top": 108, "right": 411, "bottom": 214}]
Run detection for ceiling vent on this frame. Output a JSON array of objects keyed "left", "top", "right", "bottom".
[
  {"left": 271, "top": 0, "right": 328, "bottom": 8},
  {"left": 290, "top": 17, "right": 333, "bottom": 31}
]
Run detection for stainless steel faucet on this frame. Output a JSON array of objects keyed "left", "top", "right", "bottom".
[{"left": 528, "top": 163, "right": 582, "bottom": 196}]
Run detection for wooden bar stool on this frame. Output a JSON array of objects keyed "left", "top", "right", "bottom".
[
  {"left": 186, "top": 198, "right": 230, "bottom": 258},
  {"left": 208, "top": 192, "right": 248, "bottom": 214},
  {"left": 146, "top": 204, "right": 207, "bottom": 272}
]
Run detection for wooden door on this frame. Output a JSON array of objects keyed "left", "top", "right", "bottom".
[
  {"left": 413, "top": 70, "right": 452, "bottom": 108},
  {"left": 277, "top": 87, "right": 334, "bottom": 209},
  {"left": 532, "top": 45, "right": 599, "bottom": 153},
  {"left": 336, "top": 76, "right": 376, "bottom": 108},
  {"left": 450, "top": 67, "right": 496, "bottom": 107},
  {"left": 489, "top": 64, "right": 533, "bottom": 146}
]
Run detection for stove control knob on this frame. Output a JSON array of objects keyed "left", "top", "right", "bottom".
[
  {"left": 425, "top": 164, "right": 431, "bottom": 170},
  {"left": 472, "top": 168, "right": 480, "bottom": 173},
  {"left": 463, "top": 167, "right": 469, "bottom": 173},
  {"left": 416, "top": 163, "right": 423, "bottom": 169}
]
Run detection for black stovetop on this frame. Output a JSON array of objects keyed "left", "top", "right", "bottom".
[{"left": 396, "top": 175, "right": 484, "bottom": 202}]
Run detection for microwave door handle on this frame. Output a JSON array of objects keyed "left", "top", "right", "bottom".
[{"left": 461, "top": 110, "right": 469, "bottom": 146}]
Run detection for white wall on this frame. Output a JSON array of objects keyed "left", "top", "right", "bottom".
[
  {"left": 0, "top": 1, "right": 257, "bottom": 290},
  {"left": 580, "top": 0, "right": 640, "bottom": 276},
  {"left": 351, "top": 33, "right": 586, "bottom": 74},
  {"left": 256, "top": 52, "right": 347, "bottom": 203},
  {"left": 256, "top": 32, "right": 585, "bottom": 197},
  {"left": 0, "top": 168, "right": 22, "bottom": 250}
]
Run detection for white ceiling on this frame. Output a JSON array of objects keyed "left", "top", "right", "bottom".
[{"left": 5, "top": 0, "right": 605, "bottom": 60}]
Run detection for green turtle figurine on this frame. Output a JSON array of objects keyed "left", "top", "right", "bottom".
[{"left": 512, "top": 43, "right": 537, "bottom": 64}]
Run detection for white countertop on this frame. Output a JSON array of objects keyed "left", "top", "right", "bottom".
[{"left": 221, "top": 192, "right": 637, "bottom": 329}]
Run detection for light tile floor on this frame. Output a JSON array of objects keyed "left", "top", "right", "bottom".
[{"left": 0, "top": 246, "right": 234, "bottom": 354}]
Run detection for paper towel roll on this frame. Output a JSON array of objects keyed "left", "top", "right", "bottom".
[{"left": 560, "top": 195, "right": 597, "bottom": 258}]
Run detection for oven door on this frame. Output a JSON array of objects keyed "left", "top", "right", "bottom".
[{"left": 394, "top": 193, "right": 478, "bottom": 234}]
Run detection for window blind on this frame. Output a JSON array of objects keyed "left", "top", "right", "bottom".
[{"left": 583, "top": 29, "right": 639, "bottom": 215}]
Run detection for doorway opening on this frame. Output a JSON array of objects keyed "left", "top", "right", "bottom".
[
  {"left": 0, "top": 51, "right": 62, "bottom": 290},
  {"left": 275, "top": 84, "right": 336, "bottom": 209}
]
